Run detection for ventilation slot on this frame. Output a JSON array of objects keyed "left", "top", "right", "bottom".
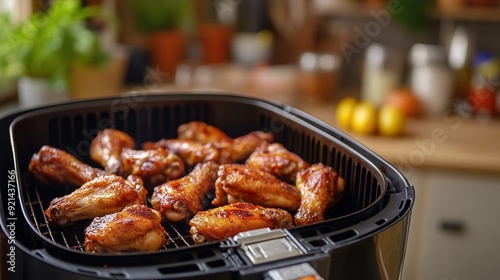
[
  {"left": 159, "top": 264, "right": 201, "bottom": 275},
  {"left": 329, "top": 229, "right": 357, "bottom": 243}
]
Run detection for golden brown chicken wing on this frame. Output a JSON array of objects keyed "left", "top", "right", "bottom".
[
  {"left": 231, "top": 131, "right": 274, "bottom": 162},
  {"left": 84, "top": 205, "right": 167, "bottom": 253},
  {"left": 212, "top": 164, "right": 301, "bottom": 211},
  {"left": 246, "top": 142, "right": 309, "bottom": 184},
  {"left": 121, "top": 147, "right": 185, "bottom": 188},
  {"left": 29, "top": 145, "right": 107, "bottom": 188},
  {"left": 189, "top": 202, "right": 294, "bottom": 244},
  {"left": 150, "top": 162, "right": 219, "bottom": 222},
  {"left": 45, "top": 174, "right": 148, "bottom": 227},
  {"left": 294, "top": 163, "right": 345, "bottom": 226},
  {"left": 90, "top": 129, "right": 135, "bottom": 174},
  {"left": 176, "top": 121, "right": 273, "bottom": 163},
  {"left": 177, "top": 121, "right": 232, "bottom": 143},
  {"left": 143, "top": 139, "right": 222, "bottom": 167}
]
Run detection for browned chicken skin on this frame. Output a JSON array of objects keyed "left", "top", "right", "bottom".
[
  {"left": 121, "top": 147, "right": 185, "bottom": 187},
  {"left": 189, "top": 202, "right": 294, "bottom": 244},
  {"left": 246, "top": 142, "right": 310, "bottom": 184},
  {"left": 177, "top": 121, "right": 232, "bottom": 143},
  {"left": 231, "top": 131, "right": 274, "bottom": 162},
  {"left": 294, "top": 163, "right": 345, "bottom": 226},
  {"left": 45, "top": 174, "right": 148, "bottom": 227},
  {"left": 176, "top": 121, "right": 273, "bottom": 163},
  {"left": 29, "top": 145, "right": 107, "bottom": 188},
  {"left": 143, "top": 139, "right": 222, "bottom": 167},
  {"left": 90, "top": 129, "right": 135, "bottom": 174},
  {"left": 212, "top": 164, "right": 301, "bottom": 211},
  {"left": 84, "top": 205, "right": 167, "bottom": 253},
  {"left": 150, "top": 162, "right": 219, "bottom": 222}
]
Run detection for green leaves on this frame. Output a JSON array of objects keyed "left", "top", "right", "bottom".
[
  {"left": 1, "top": 0, "right": 109, "bottom": 88},
  {"left": 0, "top": 14, "right": 21, "bottom": 87},
  {"left": 129, "top": 0, "right": 194, "bottom": 33},
  {"left": 389, "top": 0, "right": 433, "bottom": 32}
]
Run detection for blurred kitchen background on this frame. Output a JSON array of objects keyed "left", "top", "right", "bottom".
[{"left": 1, "top": 0, "right": 500, "bottom": 279}]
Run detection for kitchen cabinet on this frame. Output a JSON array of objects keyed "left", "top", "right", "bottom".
[{"left": 402, "top": 169, "right": 500, "bottom": 280}]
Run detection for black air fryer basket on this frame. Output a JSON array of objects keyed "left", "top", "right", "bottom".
[{"left": 1, "top": 93, "right": 414, "bottom": 280}]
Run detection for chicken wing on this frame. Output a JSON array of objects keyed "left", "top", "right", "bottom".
[
  {"left": 150, "top": 162, "right": 219, "bottom": 222},
  {"left": 29, "top": 145, "right": 107, "bottom": 188},
  {"left": 121, "top": 147, "right": 185, "bottom": 188},
  {"left": 176, "top": 121, "right": 273, "bottom": 163},
  {"left": 246, "top": 142, "right": 309, "bottom": 184},
  {"left": 294, "top": 163, "right": 345, "bottom": 226},
  {"left": 90, "top": 129, "right": 135, "bottom": 174},
  {"left": 84, "top": 205, "right": 167, "bottom": 253},
  {"left": 45, "top": 174, "right": 148, "bottom": 227},
  {"left": 177, "top": 121, "right": 232, "bottom": 143},
  {"left": 212, "top": 164, "right": 301, "bottom": 211},
  {"left": 231, "top": 131, "right": 274, "bottom": 162},
  {"left": 143, "top": 139, "right": 222, "bottom": 167},
  {"left": 189, "top": 202, "right": 293, "bottom": 244}
]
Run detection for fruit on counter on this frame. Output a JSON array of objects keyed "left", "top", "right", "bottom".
[
  {"left": 335, "top": 97, "right": 407, "bottom": 137},
  {"left": 350, "top": 101, "right": 378, "bottom": 135},
  {"left": 383, "top": 88, "right": 422, "bottom": 118},
  {"left": 336, "top": 97, "right": 358, "bottom": 128},
  {"left": 378, "top": 105, "right": 407, "bottom": 137}
]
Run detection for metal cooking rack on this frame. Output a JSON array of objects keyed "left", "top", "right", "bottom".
[{"left": 23, "top": 173, "right": 202, "bottom": 252}]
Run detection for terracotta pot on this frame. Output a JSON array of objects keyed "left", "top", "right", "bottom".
[
  {"left": 198, "top": 24, "right": 232, "bottom": 65},
  {"left": 437, "top": 0, "right": 466, "bottom": 10},
  {"left": 149, "top": 30, "right": 186, "bottom": 79}
]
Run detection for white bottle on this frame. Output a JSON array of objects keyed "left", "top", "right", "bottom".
[
  {"left": 410, "top": 44, "right": 454, "bottom": 117},
  {"left": 361, "top": 44, "right": 403, "bottom": 107}
]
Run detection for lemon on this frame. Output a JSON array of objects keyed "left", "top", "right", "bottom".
[
  {"left": 379, "top": 105, "right": 406, "bottom": 137},
  {"left": 350, "top": 101, "right": 378, "bottom": 135},
  {"left": 336, "top": 97, "right": 358, "bottom": 128}
]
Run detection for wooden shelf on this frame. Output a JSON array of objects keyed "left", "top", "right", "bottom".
[
  {"left": 431, "top": 6, "right": 500, "bottom": 22},
  {"left": 318, "top": 3, "right": 500, "bottom": 22}
]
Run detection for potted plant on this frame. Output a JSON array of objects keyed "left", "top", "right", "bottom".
[
  {"left": 196, "top": 1, "right": 235, "bottom": 65},
  {"left": 4, "top": 0, "right": 110, "bottom": 107},
  {"left": 0, "top": 13, "right": 19, "bottom": 102},
  {"left": 129, "top": 0, "right": 194, "bottom": 79}
]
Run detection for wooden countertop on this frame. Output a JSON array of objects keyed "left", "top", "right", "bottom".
[{"left": 287, "top": 97, "right": 500, "bottom": 175}]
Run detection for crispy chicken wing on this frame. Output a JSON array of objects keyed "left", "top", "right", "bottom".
[
  {"left": 45, "top": 174, "right": 148, "bottom": 227},
  {"left": 84, "top": 205, "right": 167, "bottom": 253},
  {"left": 177, "top": 121, "right": 232, "bottom": 143},
  {"left": 212, "top": 164, "right": 301, "bottom": 211},
  {"left": 246, "top": 142, "right": 310, "bottom": 184},
  {"left": 150, "top": 162, "right": 219, "bottom": 222},
  {"left": 231, "top": 131, "right": 274, "bottom": 162},
  {"left": 189, "top": 202, "right": 293, "bottom": 244},
  {"left": 143, "top": 139, "right": 222, "bottom": 167},
  {"left": 90, "top": 129, "right": 135, "bottom": 174},
  {"left": 294, "top": 163, "right": 345, "bottom": 226},
  {"left": 121, "top": 147, "right": 185, "bottom": 188},
  {"left": 29, "top": 145, "right": 107, "bottom": 188},
  {"left": 176, "top": 121, "right": 273, "bottom": 163}
]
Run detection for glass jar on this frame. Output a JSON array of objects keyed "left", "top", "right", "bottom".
[
  {"left": 409, "top": 44, "right": 454, "bottom": 117},
  {"left": 298, "top": 52, "right": 341, "bottom": 101},
  {"left": 361, "top": 44, "right": 404, "bottom": 107}
]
